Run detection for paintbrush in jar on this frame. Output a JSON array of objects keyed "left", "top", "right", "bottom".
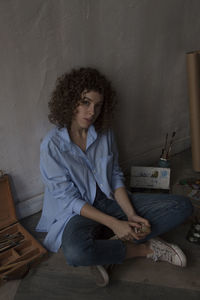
[
  {"left": 166, "top": 131, "right": 176, "bottom": 159},
  {"left": 160, "top": 133, "right": 168, "bottom": 159}
]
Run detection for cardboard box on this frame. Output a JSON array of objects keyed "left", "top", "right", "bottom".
[
  {"left": 130, "top": 166, "right": 171, "bottom": 190},
  {"left": 0, "top": 174, "right": 47, "bottom": 284}
]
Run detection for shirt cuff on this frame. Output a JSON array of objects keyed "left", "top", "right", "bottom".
[
  {"left": 72, "top": 199, "right": 86, "bottom": 215},
  {"left": 112, "top": 179, "right": 125, "bottom": 192}
]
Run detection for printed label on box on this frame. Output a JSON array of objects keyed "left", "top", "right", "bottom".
[{"left": 130, "top": 166, "right": 170, "bottom": 190}]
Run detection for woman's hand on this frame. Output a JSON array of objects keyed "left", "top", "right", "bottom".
[
  {"left": 111, "top": 219, "right": 145, "bottom": 241},
  {"left": 127, "top": 214, "right": 151, "bottom": 239},
  {"left": 128, "top": 214, "right": 150, "bottom": 227}
]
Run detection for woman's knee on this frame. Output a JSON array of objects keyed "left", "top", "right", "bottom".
[
  {"left": 62, "top": 240, "right": 93, "bottom": 267},
  {"left": 176, "top": 195, "right": 193, "bottom": 217},
  {"left": 62, "top": 244, "right": 82, "bottom": 266},
  {"left": 165, "top": 193, "right": 193, "bottom": 214}
]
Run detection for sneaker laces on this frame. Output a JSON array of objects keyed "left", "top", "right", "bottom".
[{"left": 150, "top": 240, "right": 175, "bottom": 262}]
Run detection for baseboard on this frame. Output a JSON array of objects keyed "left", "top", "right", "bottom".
[{"left": 15, "top": 193, "right": 44, "bottom": 220}]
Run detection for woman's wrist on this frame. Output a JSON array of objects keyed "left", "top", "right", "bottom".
[
  {"left": 109, "top": 217, "right": 121, "bottom": 232},
  {"left": 113, "top": 187, "right": 138, "bottom": 219},
  {"left": 125, "top": 210, "right": 137, "bottom": 219}
]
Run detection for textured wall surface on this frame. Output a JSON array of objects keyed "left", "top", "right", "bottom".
[{"left": 0, "top": 0, "right": 200, "bottom": 217}]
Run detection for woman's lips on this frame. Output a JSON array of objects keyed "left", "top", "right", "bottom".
[{"left": 84, "top": 118, "right": 93, "bottom": 123}]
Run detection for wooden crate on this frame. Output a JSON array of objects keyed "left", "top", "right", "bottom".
[{"left": 0, "top": 174, "right": 47, "bottom": 284}]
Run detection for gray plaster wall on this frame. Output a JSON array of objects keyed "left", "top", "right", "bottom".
[{"left": 0, "top": 0, "right": 199, "bottom": 218}]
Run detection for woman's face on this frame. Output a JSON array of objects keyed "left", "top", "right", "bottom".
[{"left": 71, "top": 90, "right": 103, "bottom": 130}]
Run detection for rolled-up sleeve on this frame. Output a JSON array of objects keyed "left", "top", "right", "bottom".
[
  {"left": 110, "top": 130, "right": 125, "bottom": 191},
  {"left": 40, "top": 141, "right": 86, "bottom": 216}
]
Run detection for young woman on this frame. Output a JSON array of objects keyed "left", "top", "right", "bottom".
[{"left": 36, "top": 67, "right": 193, "bottom": 287}]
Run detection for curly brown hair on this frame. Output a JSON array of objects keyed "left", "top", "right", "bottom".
[{"left": 48, "top": 67, "right": 116, "bottom": 132}]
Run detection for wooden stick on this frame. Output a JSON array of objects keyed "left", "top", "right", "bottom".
[
  {"left": 0, "top": 260, "right": 25, "bottom": 273},
  {"left": 0, "top": 233, "right": 24, "bottom": 252},
  {"left": 160, "top": 133, "right": 168, "bottom": 159},
  {"left": 0, "top": 238, "right": 24, "bottom": 252},
  {"left": 166, "top": 131, "right": 176, "bottom": 159},
  {"left": 0, "top": 253, "right": 41, "bottom": 274}
]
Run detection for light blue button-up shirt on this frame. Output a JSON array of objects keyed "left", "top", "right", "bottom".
[{"left": 36, "top": 125, "right": 125, "bottom": 252}]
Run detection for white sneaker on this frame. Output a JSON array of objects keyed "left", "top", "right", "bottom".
[
  {"left": 90, "top": 265, "right": 109, "bottom": 287},
  {"left": 147, "top": 238, "right": 187, "bottom": 267},
  {"left": 109, "top": 234, "right": 118, "bottom": 240}
]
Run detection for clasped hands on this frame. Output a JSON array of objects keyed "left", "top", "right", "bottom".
[{"left": 111, "top": 214, "right": 151, "bottom": 242}]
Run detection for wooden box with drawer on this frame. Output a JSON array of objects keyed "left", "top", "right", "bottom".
[{"left": 0, "top": 174, "right": 47, "bottom": 284}]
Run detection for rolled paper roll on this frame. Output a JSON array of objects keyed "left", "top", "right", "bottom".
[
  {"left": 134, "top": 223, "right": 151, "bottom": 234},
  {"left": 140, "top": 224, "right": 151, "bottom": 234},
  {"left": 186, "top": 51, "right": 200, "bottom": 172}
]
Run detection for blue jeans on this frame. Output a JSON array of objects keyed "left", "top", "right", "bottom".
[{"left": 61, "top": 186, "right": 193, "bottom": 266}]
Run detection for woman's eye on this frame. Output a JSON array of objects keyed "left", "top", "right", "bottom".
[{"left": 81, "top": 99, "right": 90, "bottom": 106}]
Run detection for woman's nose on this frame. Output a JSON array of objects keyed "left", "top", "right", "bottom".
[{"left": 88, "top": 104, "right": 95, "bottom": 115}]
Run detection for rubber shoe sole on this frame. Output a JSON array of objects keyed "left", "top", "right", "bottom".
[{"left": 90, "top": 265, "right": 109, "bottom": 287}]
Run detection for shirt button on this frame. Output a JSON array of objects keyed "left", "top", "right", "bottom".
[{"left": 100, "top": 184, "right": 103, "bottom": 187}]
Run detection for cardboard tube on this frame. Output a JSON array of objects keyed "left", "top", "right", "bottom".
[{"left": 186, "top": 51, "right": 200, "bottom": 172}]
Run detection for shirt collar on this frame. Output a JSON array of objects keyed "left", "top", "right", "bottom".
[
  {"left": 59, "top": 127, "right": 71, "bottom": 143},
  {"left": 58, "top": 125, "right": 98, "bottom": 151},
  {"left": 87, "top": 125, "right": 98, "bottom": 150},
  {"left": 58, "top": 127, "right": 72, "bottom": 152}
]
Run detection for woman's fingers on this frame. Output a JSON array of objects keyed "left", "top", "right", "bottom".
[
  {"left": 120, "top": 233, "right": 136, "bottom": 241},
  {"left": 129, "top": 223, "right": 150, "bottom": 240},
  {"left": 114, "top": 220, "right": 150, "bottom": 242},
  {"left": 128, "top": 228, "right": 140, "bottom": 240},
  {"left": 118, "top": 227, "right": 137, "bottom": 241},
  {"left": 128, "top": 220, "right": 151, "bottom": 235},
  {"left": 128, "top": 221, "right": 141, "bottom": 229},
  {"left": 141, "top": 218, "right": 151, "bottom": 227},
  {"left": 129, "top": 215, "right": 151, "bottom": 228}
]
